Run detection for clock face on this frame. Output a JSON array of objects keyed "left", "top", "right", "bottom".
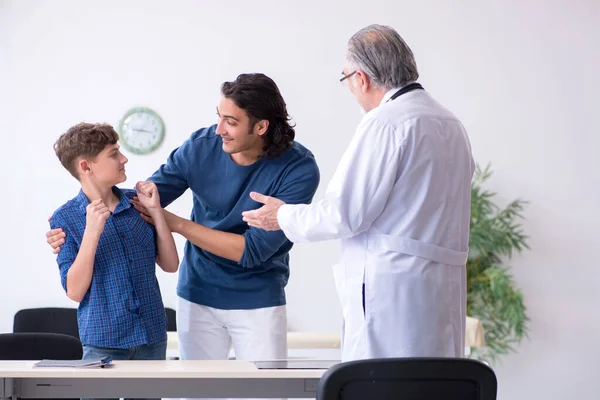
[{"left": 118, "top": 107, "right": 165, "bottom": 155}]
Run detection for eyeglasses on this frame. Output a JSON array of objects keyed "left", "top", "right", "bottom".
[{"left": 340, "top": 70, "right": 356, "bottom": 85}]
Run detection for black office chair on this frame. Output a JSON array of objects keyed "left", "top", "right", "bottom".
[
  {"left": 13, "top": 307, "right": 79, "bottom": 339},
  {"left": 316, "top": 357, "right": 497, "bottom": 400},
  {"left": 0, "top": 332, "right": 83, "bottom": 360},
  {"left": 165, "top": 307, "right": 177, "bottom": 331}
]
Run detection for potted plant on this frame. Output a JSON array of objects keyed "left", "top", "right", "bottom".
[{"left": 467, "top": 164, "right": 529, "bottom": 363}]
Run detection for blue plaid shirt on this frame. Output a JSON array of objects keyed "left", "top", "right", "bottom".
[{"left": 50, "top": 187, "right": 167, "bottom": 349}]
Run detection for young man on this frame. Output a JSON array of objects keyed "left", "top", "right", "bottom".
[
  {"left": 50, "top": 122, "right": 179, "bottom": 363},
  {"left": 48, "top": 73, "right": 320, "bottom": 364}
]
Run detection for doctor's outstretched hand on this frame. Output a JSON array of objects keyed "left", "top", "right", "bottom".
[{"left": 242, "top": 192, "right": 286, "bottom": 231}]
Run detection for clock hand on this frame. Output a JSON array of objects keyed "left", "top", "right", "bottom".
[{"left": 133, "top": 128, "right": 154, "bottom": 133}]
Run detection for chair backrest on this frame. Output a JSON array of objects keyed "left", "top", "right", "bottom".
[
  {"left": 0, "top": 332, "right": 83, "bottom": 360},
  {"left": 165, "top": 307, "right": 177, "bottom": 331},
  {"left": 316, "top": 357, "right": 497, "bottom": 400},
  {"left": 13, "top": 307, "right": 79, "bottom": 339}
]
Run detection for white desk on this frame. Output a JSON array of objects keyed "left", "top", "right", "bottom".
[{"left": 0, "top": 360, "right": 326, "bottom": 399}]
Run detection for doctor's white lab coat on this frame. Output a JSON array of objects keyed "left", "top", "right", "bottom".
[{"left": 278, "top": 87, "right": 475, "bottom": 362}]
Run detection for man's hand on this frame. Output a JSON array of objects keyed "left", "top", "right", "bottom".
[
  {"left": 85, "top": 199, "right": 111, "bottom": 236},
  {"left": 46, "top": 227, "right": 66, "bottom": 254},
  {"left": 135, "top": 181, "right": 161, "bottom": 214},
  {"left": 241, "top": 192, "right": 286, "bottom": 231},
  {"left": 130, "top": 196, "right": 179, "bottom": 230},
  {"left": 130, "top": 196, "right": 154, "bottom": 225}
]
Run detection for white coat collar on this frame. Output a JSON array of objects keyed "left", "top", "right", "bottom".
[{"left": 380, "top": 82, "right": 416, "bottom": 105}]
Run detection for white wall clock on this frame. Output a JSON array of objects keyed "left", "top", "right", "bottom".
[{"left": 118, "top": 107, "right": 165, "bottom": 155}]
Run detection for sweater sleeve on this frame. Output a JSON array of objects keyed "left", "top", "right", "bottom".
[
  {"left": 239, "top": 155, "right": 320, "bottom": 268},
  {"left": 148, "top": 129, "right": 211, "bottom": 207}
]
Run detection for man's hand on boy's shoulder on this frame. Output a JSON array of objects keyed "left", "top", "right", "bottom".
[
  {"left": 46, "top": 225, "right": 65, "bottom": 254},
  {"left": 131, "top": 195, "right": 181, "bottom": 232}
]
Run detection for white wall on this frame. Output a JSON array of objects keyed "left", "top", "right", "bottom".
[{"left": 1, "top": 0, "right": 599, "bottom": 398}]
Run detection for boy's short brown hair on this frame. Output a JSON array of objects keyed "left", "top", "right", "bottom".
[{"left": 54, "top": 122, "right": 119, "bottom": 180}]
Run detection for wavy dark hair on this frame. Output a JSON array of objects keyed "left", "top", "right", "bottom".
[{"left": 221, "top": 73, "right": 295, "bottom": 159}]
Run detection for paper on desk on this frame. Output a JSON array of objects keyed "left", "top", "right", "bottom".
[{"left": 34, "top": 356, "right": 112, "bottom": 368}]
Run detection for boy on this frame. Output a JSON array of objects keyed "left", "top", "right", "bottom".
[{"left": 50, "top": 122, "right": 179, "bottom": 362}]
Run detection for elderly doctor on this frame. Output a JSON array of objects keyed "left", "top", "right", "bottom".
[{"left": 242, "top": 24, "right": 475, "bottom": 362}]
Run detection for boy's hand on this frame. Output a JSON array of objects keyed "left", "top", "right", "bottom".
[
  {"left": 85, "top": 199, "right": 111, "bottom": 235},
  {"left": 135, "top": 181, "right": 161, "bottom": 214}
]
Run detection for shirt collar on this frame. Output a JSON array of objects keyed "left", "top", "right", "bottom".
[{"left": 75, "top": 186, "right": 131, "bottom": 215}]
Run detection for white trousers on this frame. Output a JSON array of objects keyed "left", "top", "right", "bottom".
[
  {"left": 177, "top": 296, "right": 288, "bottom": 361},
  {"left": 177, "top": 297, "right": 288, "bottom": 400}
]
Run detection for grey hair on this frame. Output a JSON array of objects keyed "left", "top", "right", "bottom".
[{"left": 346, "top": 24, "right": 419, "bottom": 90}]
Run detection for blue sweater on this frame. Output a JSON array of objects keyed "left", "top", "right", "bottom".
[{"left": 149, "top": 125, "right": 320, "bottom": 310}]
